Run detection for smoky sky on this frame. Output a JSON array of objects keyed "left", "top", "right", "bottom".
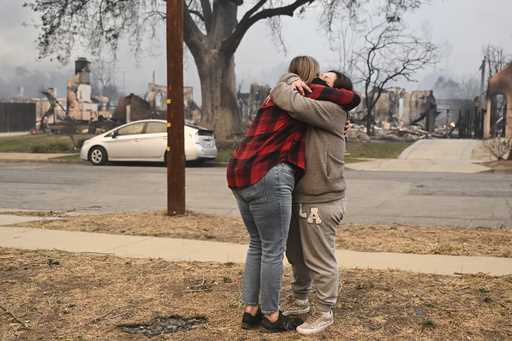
[{"left": 1, "top": 0, "right": 511, "bottom": 102}]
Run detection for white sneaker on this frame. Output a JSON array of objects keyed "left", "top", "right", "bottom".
[
  {"left": 281, "top": 296, "right": 310, "bottom": 316},
  {"left": 296, "top": 310, "right": 334, "bottom": 335}
]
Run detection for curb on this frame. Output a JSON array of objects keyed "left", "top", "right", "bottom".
[
  {"left": 0, "top": 156, "right": 228, "bottom": 167},
  {"left": 0, "top": 158, "right": 83, "bottom": 164}
]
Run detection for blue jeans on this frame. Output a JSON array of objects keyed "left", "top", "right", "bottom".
[{"left": 232, "top": 163, "right": 295, "bottom": 314}]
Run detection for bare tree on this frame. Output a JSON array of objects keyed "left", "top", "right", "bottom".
[
  {"left": 483, "top": 45, "right": 510, "bottom": 79},
  {"left": 353, "top": 22, "right": 437, "bottom": 135},
  {"left": 24, "top": 0, "right": 425, "bottom": 141},
  {"left": 91, "top": 56, "right": 117, "bottom": 97}
]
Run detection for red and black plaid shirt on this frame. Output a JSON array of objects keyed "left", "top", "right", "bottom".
[{"left": 227, "top": 83, "right": 358, "bottom": 189}]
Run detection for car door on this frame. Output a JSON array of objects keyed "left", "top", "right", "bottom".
[
  {"left": 104, "top": 122, "right": 145, "bottom": 160},
  {"left": 136, "top": 121, "right": 167, "bottom": 160}
]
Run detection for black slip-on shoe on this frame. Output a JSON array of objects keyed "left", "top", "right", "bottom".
[
  {"left": 261, "top": 312, "right": 303, "bottom": 333},
  {"left": 241, "top": 309, "right": 263, "bottom": 329}
]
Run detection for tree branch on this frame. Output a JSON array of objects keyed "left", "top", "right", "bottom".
[
  {"left": 183, "top": 4, "right": 206, "bottom": 57},
  {"left": 200, "top": 0, "right": 212, "bottom": 20},
  {"left": 222, "top": 0, "right": 313, "bottom": 55},
  {"left": 188, "top": 9, "right": 206, "bottom": 22},
  {"left": 199, "top": 0, "right": 212, "bottom": 32}
]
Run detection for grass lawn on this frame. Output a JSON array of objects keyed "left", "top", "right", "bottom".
[
  {"left": 215, "top": 147, "right": 235, "bottom": 163},
  {"left": 0, "top": 134, "right": 92, "bottom": 153},
  {"left": 10, "top": 211, "right": 512, "bottom": 258},
  {"left": 1, "top": 248, "right": 510, "bottom": 340},
  {"left": 0, "top": 134, "right": 411, "bottom": 163},
  {"left": 217, "top": 141, "right": 412, "bottom": 163},
  {"left": 345, "top": 141, "right": 412, "bottom": 160}
]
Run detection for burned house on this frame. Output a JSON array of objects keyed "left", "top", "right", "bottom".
[
  {"left": 67, "top": 58, "right": 102, "bottom": 121},
  {"left": 113, "top": 94, "right": 158, "bottom": 123},
  {"left": 436, "top": 99, "right": 475, "bottom": 127},
  {"left": 365, "top": 88, "right": 438, "bottom": 131},
  {"left": 113, "top": 84, "right": 200, "bottom": 124},
  {"left": 237, "top": 83, "right": 270, "bottom": 124},
  {"left": 372, "top": 88, "right": 404, "bottom": 126},
  {"left": 62, "top": 57, "right": 113, "bottom": 124},
  {"left": 484, "top": 64, "right": 512, "bottom": 138}
]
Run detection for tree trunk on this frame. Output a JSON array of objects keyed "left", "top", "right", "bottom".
[
  {"left": 366, "top": 111, "right": 373, "bottom": 136},
  {"left": 195, "top": 50, "right": 241, "bottom": 143},
  {"left": 366, "top": 98, "right": 374, "bottom": 136}
]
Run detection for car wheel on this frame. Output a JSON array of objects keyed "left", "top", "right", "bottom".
[{"left": 89, "top": 146, "right": 108, "bottom": 166}]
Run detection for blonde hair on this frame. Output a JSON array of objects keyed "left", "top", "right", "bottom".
[{"left": 288, "top": 56, "right": 320, "bottom": 83}]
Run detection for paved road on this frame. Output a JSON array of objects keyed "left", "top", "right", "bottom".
[{"left": 1, "top": 162, "right": 511, "bottom": 228}]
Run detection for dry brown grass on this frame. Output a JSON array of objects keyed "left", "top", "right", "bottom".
[
  {"left": 1, "top": 248, "right": 511, "bottom": 340},
  {"left": 337, "top": 223, "right": 512, "bottom": 258},
  {"left": 11, "top": 210, "right": 512, "bottom": 258}
]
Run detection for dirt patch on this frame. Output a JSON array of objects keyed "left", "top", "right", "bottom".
[
  {"left": 1, "top": 248, "right": 511, "bottom": 340},
  {"left": 12, "top": 211, "right": 512, "bottom": 258},
  {"left": 119, "top": 315, "right": 208, "bottom": 337}
]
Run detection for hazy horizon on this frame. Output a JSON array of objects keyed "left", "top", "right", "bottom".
[{"left": 1, "top": 0, "right": 510, "bottom": 103}]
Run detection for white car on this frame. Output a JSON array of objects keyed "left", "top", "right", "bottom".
[{"left": 80, "top": 119, "right": 217, "bottom": 165}]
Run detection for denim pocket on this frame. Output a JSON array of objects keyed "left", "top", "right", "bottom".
[{"left": 275, "top": 163, "right": 295, "bottom": 191}]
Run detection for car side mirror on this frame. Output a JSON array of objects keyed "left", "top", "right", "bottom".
[{"left": 112, "top": 130, "right": 119, "bottom": 138}]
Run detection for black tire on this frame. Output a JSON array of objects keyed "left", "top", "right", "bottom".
[{"left": 88, "top": 146, "right": 108, "bottom": 166}]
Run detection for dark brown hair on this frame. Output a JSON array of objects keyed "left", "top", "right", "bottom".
[{"left": 328, "top": 70, "right": 353, "bottom": 90}]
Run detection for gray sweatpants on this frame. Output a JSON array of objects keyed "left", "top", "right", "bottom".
[{"left": 286, "top": 199, "right": 345, "bottom": 312}]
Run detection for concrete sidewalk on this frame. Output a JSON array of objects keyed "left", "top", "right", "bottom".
[
  {"left": 0, "top": 132, "right": 29, "bottom": 137},
  {"left": 399, "top": 139, "right": 488, "bottom": 161},
  {"left": 0, "top": 153, "right": 73, "bottom": 161},
  {"left": 0, "top": 215, "right": 48, "bottom": 225},
  {"left": 1, "top": 219, "right": 511, "bottom": 276},
  {"left": 347, "top": 139, "right": 494, "bottom": 173}
]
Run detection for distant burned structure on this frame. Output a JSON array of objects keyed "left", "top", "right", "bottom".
[
  {"left": 113, "top": 84, "right": 199, "bottom": 124},
  {"left": 436, "top": 99, "right": 474, "bottom": 126},
  {"left": 67, "top": 58, "right": 92, "bottom": 120},
  {"left": 113, "top": 93, "right": 161, "bottom": 123},
  {"left": 364, "top": 88, "right": 438, "bottom": 131},
  {"left": 66, "top": 58, "right": 111, "bottom": 121},
  {"left": 372, "top": 88, "right": 404, "bottom": 126},
  {"left": 485, "top": 64, "right": 512, "bottom": 138},
  {"left": 238, "top": 83, "right": 270, "bottom": 124}
]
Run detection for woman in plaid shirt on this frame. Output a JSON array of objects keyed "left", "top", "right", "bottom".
[{"left": 227, "top": 56, "right": 360, "bottom": 333}]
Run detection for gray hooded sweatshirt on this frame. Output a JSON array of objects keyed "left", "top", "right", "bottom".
[{"left": 270, "top": 73, "right": 348, "bottom": 204}]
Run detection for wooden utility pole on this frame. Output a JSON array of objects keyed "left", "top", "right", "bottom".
[
  {"left": 166, "top": 0, "right": 185, "bottom": 215},
  {"left": 480, "top": 56, "right": 487, "bottom": 110}
]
